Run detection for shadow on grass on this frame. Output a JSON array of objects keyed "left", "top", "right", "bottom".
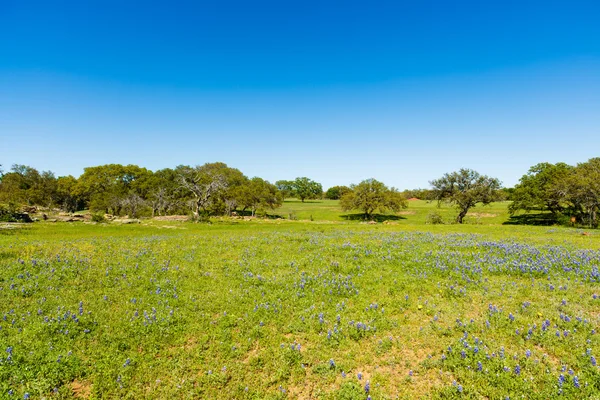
[
  {"left": 283, "top": 200, "right": 324, "bottom": 204},
  {"left": 503, "top": 213, "right": 558, "bottom": 226},
  {"left": 341, "top": 213, "right": 406, "bottom": 222}
]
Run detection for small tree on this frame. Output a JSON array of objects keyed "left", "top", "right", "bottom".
[
  {"left": 340, "top": 178, "right": 407, "bottom": 219},
  {"left": 430, "top": 169, "right": 501, "bottom": 224}
]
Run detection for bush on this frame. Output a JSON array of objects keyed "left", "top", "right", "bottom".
[
  {"left": 91, "top": 213, "right": 106, "bottom": 223},
  {"left": 426, "top": 211, "right": 444, "bottom": 225}
]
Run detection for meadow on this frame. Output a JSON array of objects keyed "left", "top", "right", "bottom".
[{"left": 1, "top": 200, "right": 599, "bottom": 399}]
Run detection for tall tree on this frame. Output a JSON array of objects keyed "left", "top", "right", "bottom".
[
  {"left": 340, "top": 178, "right": 407, "bottom": 219},
  {"left": 430, "top": 169, "right": 501, "bottom": 224}
]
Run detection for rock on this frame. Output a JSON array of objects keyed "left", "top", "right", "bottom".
[{"left": 16, "top": 213, "right": 33, "bottom": 223}]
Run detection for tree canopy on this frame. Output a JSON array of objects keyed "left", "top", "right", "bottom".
[
  {"left": 430, "top": 169, "right": 502, "bottom": 223},
  {"left": 340, "top": 178, "right": 407, "bottom": 219},
  {"left": 509, "top": 162, "right": 572, "bottom": 215}
]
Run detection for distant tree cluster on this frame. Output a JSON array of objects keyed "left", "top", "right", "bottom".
[
  {"left": 2, "top": 157, "right": 600, "bottom": 227},
  {"left": 0, "top": 162, "right": 283, "bottom": 218}
]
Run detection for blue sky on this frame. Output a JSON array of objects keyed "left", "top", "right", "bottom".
[{"left": 1, "top": 1, "right": 599, "bottom": 189}]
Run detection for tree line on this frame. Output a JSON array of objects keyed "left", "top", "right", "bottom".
[{"left": 1, "top": 157, "right": 599, "bottom": 227}]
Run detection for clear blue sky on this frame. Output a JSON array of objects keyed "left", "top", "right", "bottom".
[{"left": 1, "top": 0, "right": 599, "bottom": 189}]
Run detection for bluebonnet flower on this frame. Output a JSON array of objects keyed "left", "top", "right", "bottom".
[
  {"left": 457, "top": 384, "right": 463, "bottom": 393},
  {"left": 124, "top": 358, "right": 131, "bottom": 367},
  {"left": 357, "top": 372, "right": 363, "bottom": 380},
  {"left": 558, "top": 374, "right": 565, "bottom": 387},
  {"left": 525, "top": 349, "right": 531, "bottom": 358},
  {"left": 364, "top": 380, "right": 370, "bottom": 394},
  {"left": 329, "top": 359, "right": 335, "bottom": 368},
  {"left": 23, "top": 394, "right": 30, "bottom": 400},
  {"left": 477, "top": 361, "right": 482, "bottom": 371},
  {"left": 514, "top": 365, "right": 521, "bottom": 375},
  {"left": 591, "top": 356, "right": 597, "bottom": 366},
  {"left": 573, "top": 376, "right": 580, "bottom": 388}
]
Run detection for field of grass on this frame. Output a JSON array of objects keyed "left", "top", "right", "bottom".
[
  {"left": 275, "top": 199, "right": 512, "bottom": 226},
  {"left": 1, "top": 204, "right": 599, "bottom": 399}
]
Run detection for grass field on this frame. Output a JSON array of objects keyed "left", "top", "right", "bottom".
[
  {"left": 275, "top": 199, "right": 512, "bottom": 226},
  {"left": 1, "top": 202, "right": 599, "bottom": 399}
]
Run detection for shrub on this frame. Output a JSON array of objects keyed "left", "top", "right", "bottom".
[
  {"left": 426, "top": 211, "right": 444, "bottom": 225},
  {"left": 91, "top": 213, "right": 106, "bottom": 223}
]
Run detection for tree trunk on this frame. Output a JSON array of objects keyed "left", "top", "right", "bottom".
[{"left": 456, "top": 208, "right": 468, "bottom": 224}]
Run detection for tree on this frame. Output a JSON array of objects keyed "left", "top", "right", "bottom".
[
  {"left": 240, "top": 177, "right": 283, "bottom": 216},
  {"left": 0, "top": 164, "right": 57, "bottom": 208},
  {"left": 292, "top": 177, "right": 323, "bottom": 202},
  {"left": 509, "top": 162, "right": 572, "bottom": 215},
  {"left": 340, "top": 178, "right": 407, "bottom": 219},
  {"left": 325, "top": 185, "right": 351, "bottom": 200},
  {"left": 275, "top": 180, "right": 295, "bottom": 199},
  {"left": 120, "top": 193, "right": 146, "bottom": 218},
  {"left": 559, "top": 158, "right": 600, "bottom": 228},
  {"left": 430, "top": 169, "right": 501, "bottom": 224},
  {"left": 56, "top": 175, "right": 84, "bottom": 212},
  {"left": 177, "top": 163, "right": 229, "bottom": 217},
  {"left": 76, "top": 164, "right": 152, "bottom": 215}
]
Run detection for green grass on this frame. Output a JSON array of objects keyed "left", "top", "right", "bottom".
[
  {"left": 275, "top": 199, "right": 513, "bottom": 225},
  {"left": 1, "top": 206, "right": 599, "bottom": 399}
]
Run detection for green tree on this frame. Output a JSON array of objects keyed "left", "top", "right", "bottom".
[
  {"left": 177, "top": 162, "right": 231, "bottom": 217},
  {"left": 76, "top": 164, "right": 152, "bottom": 214},
  {"left": 275, "top": 180, "right": 295, "bottom": 199},
  {"left": 56, "top": 175, "right": 84, "bottom": 212},
  {"left": 559, "top": 158, "right": 600, "bottom": 228},
  {"left": 0, "top": 164, "right": 57, "bottom": 208},
  {"left": 240, "top": 177, "right": 283, "bottom": 216},
  {"left": 509, "top": 162, "right": 572, "bottom": 215},
  {"left": 340, "top": 178, "right": 407, "bottom": 219},
  {"left": 430, "top": 169, "right": 501, "bottom": 224},
  {"left": 325, "top": 185, "right": 351, "bottom": 200},
  {"left": 292, "top": 177, "right": 323, "bottom": 202}
]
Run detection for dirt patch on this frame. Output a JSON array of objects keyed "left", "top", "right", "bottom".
[
  {"left": 153, "top": 215, "right": 188, "bottom": 221},
  {"left": 468, "top": 213, "right": 497, "bottom": 218},
  {"left": 71, "top": 380, "right": 92, "bottom": 399},
  {"left": 398, "top": 211, "right": 416, "bottom": 215}
]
